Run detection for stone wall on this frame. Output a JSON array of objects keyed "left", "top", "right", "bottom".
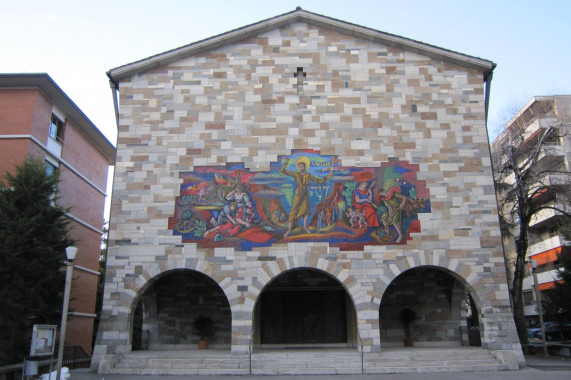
[{"left": 93, "top": 21, "right": 522, "bottom": 368}]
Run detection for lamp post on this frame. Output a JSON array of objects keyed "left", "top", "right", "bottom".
[
  {"left": 55, "top": 246, "right": 77, "bottom": 380},
  {"left": 530, "top": 259, "right": 548, "bottom": 356}
]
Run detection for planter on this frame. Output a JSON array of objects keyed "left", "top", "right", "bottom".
[
  {"left": 400, "top": 308, "right": 416, "bottom": 348},
  {"left": 194, "top": 315, "right": 214, "bottom": 350}
]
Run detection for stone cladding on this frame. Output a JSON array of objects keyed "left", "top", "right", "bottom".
[{"left": 93, "top": 21, "right": 522, "bottom": 369}]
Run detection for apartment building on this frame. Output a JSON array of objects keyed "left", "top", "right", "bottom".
[
  {"left": 0, "top": 73, "right": 116, "bottom": 355},
  {"left": 491, "top": 95, "right": 571, "bottom": 326}
]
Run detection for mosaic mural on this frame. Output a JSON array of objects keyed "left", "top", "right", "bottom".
[{"left": 168, "top": 150, "right": 431, "bottom": 251}]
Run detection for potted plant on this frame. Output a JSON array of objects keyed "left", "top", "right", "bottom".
[
  {"left": 400, "top": 308, "right": 416, "bottom": 347},
  {"left": 194, "top": 315, "right": 214, "bottom": 349}
]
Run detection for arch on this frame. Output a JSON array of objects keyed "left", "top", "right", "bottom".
[
  {"left": 252, "top": 267, "right": 359, "bottom": 348},
  {"left": 368, "top": 250, "right": 496, "bottom": 315},
  {"left": 129, "top": 268, "right": 232, "bottom": 350},
  {"left": 379, "top": 265, "right": 483, "bottom": 348}
]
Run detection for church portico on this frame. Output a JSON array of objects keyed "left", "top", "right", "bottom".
[{"left": 99, "top": 242, "right": 514, "bottom": 358}]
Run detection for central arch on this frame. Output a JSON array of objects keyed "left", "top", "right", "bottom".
[{"left": 253, "top": 268, "right": 357, "bottom": 347}]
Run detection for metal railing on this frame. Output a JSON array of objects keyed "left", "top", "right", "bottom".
[
  {"left": 0, "top": 346, "right": 90, "bottom": 380},
  {"left": 249, "top": 321, "right": 255, "bottom": 375},
  {"left": 357, "top": 327, "right": 364, "bottom": 374},
  {"left": 62, "top": 345, "right": 91, "bottom": 370}
]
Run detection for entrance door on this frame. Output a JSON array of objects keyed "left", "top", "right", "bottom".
[{"left": 260, "top": 275, "right": 348, "bottom": 345}]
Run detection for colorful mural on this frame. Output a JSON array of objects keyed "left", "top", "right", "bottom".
[{"left": 168, "top": 150, "right": 431, "bottom": 251}]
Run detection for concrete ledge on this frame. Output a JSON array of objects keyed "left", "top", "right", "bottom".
[
  {"left": 97, "top": 354, "right": 123, "bottom": 374},
  {"left": 492, "top": 350, "right": 519, "bottom": 370}
]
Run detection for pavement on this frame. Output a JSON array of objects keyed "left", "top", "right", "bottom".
[{"left": 67, "top": 354, "right": 571, "bottom": 380}]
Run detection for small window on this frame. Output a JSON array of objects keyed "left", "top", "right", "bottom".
[
  {"left": 49, "top": 114, "right": 64, "bottom": 143},
  {"left": 522, "top": 291, "right": 534, "bottom": 305},
  {"left": 45, "top": 161, "right": 57, "bottom": 176}
]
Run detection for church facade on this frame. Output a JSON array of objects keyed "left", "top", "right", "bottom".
[{"left": 93, "top": 8, "right": 523, "bottom": 373}]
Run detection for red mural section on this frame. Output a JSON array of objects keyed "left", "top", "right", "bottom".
[{"left": 168, "top": 150, "right": 431, "bottom": 251}]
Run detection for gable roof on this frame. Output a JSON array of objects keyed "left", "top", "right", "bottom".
[
  {"left": 107, "top": 7, "right": 495, "bottom": 83},
  {"left": 0, "top": 73, "right": 116, "bottom": 163}
]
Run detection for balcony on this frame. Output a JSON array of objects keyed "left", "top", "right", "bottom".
[
  {"left": 524, "top": 303, "right": 539, "bottom": 316},
  {"left": 527, "top": 235, "right": 564, "bottom": 257},
  {"left": 46, "top": 135, "right": 63, "bottom": 158},
  {"left": 529, "top": 202, "right": 567, "bottom": 227},
  {"left": 520, "top": 116, "right": 559, "bottom": 142}
]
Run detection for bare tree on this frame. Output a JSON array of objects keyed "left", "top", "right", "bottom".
[{"left": 492, "top": 96, "right": 571, "bottom": 347}]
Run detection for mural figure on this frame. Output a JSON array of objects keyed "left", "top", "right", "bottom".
[
  {"left": 203, "top": 202, "right": 254, "bottom": 241},
  {"left": 280, "top": 156, "right": 333, "bottom": 237},
  {"left": 353, "top": 181, "right": 380, "bottom": 227},
  {"left": 225, "top": 183, "right": 252, "bottom": 209},
  {"left": 378, "top": 187, "right": 407, "bottom": 243},
  {"left": 168, "top": 150, "right": 431, "bottom": 251},
  {"left": 345, "top": 207, "right": 367, "bottom": 228}
]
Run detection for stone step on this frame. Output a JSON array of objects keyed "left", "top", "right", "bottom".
[
  {"left": 108, "top": 348, "right": 508, "bottom": 375},
  {"left": 365, "top": 364, "right": 506, "bottom": 374},
  {"left": 111, "top": 368, "right": 252, "bottom": 376},
  {"left": 367, "top": 359, "right": 504, "bottom": 368}
]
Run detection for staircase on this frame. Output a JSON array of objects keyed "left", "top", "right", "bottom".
[
  {"left": 371, "top": 347, "right": 509, "bottom": 374},
  {"left": 111, "top": 350, "right": 249, "bottom": 376},
  {"left": 106, "top": 347, "right": 512, "bottom": 375}
]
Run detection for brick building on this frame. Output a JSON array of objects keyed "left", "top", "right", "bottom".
[
  {"left": 0, "top": 73, "right": 116, "bottom": 356},
  {"left": 93, "top": 9, "right": 523, "bottom": 374}
]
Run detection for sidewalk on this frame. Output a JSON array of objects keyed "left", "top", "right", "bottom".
[{"left": 69, "top": 354, "right": 571, "bottom": 380}]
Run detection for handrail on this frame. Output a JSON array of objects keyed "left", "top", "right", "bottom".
[
  {"left": 357, "top": 326, "right": 364, "bottom": 374},
  {"left": 248, "top": 336, "right": 252, "bottom": 375},
  {"left": 249, "top": 323, "right": 254, "bottom": 375}
]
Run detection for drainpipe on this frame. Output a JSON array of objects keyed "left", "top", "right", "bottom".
[
  {"left": 484, "top": 64, "right": 496, "bottom": 127},
  {"left": 107, "top": 73, "right": 120, "bottom": 130}
]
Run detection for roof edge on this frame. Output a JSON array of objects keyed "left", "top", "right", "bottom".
[
  {"left": 108, "top": 8, "right": 495, "bottom": 82},
  {"left": 0, "top": 73, "right": 116, "bottom": 164}
]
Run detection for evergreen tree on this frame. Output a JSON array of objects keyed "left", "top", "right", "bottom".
[
  {"left": 0, "top": 158, "right": 74, "bottom": 365},
  {"left": 92, "top": 222, "right": 108, "bottom": 346}
]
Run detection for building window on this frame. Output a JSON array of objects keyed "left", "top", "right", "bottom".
[
  {"left": 523, "top": 290, "right": 534, "bottom": 305},
  {"left": 45, "top": 160, "right": 57, "bottom": 176},
  {"left": 49, "top": 114, "right": 64, "bottom": 144}
]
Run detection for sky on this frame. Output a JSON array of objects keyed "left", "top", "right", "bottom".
[{"left": 2, "top": 0, "right": 570, "bottom": 215}]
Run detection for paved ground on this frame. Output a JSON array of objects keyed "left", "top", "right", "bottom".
[{"left": 68, "top": 354, "right": 571, "bottom": 380}]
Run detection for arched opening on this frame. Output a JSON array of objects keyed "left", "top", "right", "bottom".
[
  {"left": 379, "top": 266, "right": 481, "bottom": 347},
  {"left": 131, "top": 269, "right": 231, "bottom": 350},
  {"left": 254, "top": 268, "right": 357, "bottom": 347}
]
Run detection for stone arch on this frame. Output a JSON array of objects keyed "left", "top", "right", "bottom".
[
  {"left": 379, "top": 266, "right": 476, "bottom": 347},
  {"left": 371, "top": 251, "right": 497, "bottom": 316},
  {"left": 250, "top": 255, "right": 368, "bottom": 314},
  {"left": 126, "top": 265, "right": 233, "bottom": 350},
  {"left": 372, "top": 250, "right": 507, "bottom": 350},
  {"left": 236, "top": 254, "right": 379, "bottom": 352},
  {"left": 252, "top": 266, "right": 358, "bottom": 348},
  {"left": 131, "top": 254, "right": 241, "bottom": 307}
]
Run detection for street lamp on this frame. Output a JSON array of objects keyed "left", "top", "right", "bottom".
[
  {"left": 530, "top": 259, "right": 548, "bottom": 356},
  {"left": 55, "top": 246, "right": 77, "bottom": 380}
]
